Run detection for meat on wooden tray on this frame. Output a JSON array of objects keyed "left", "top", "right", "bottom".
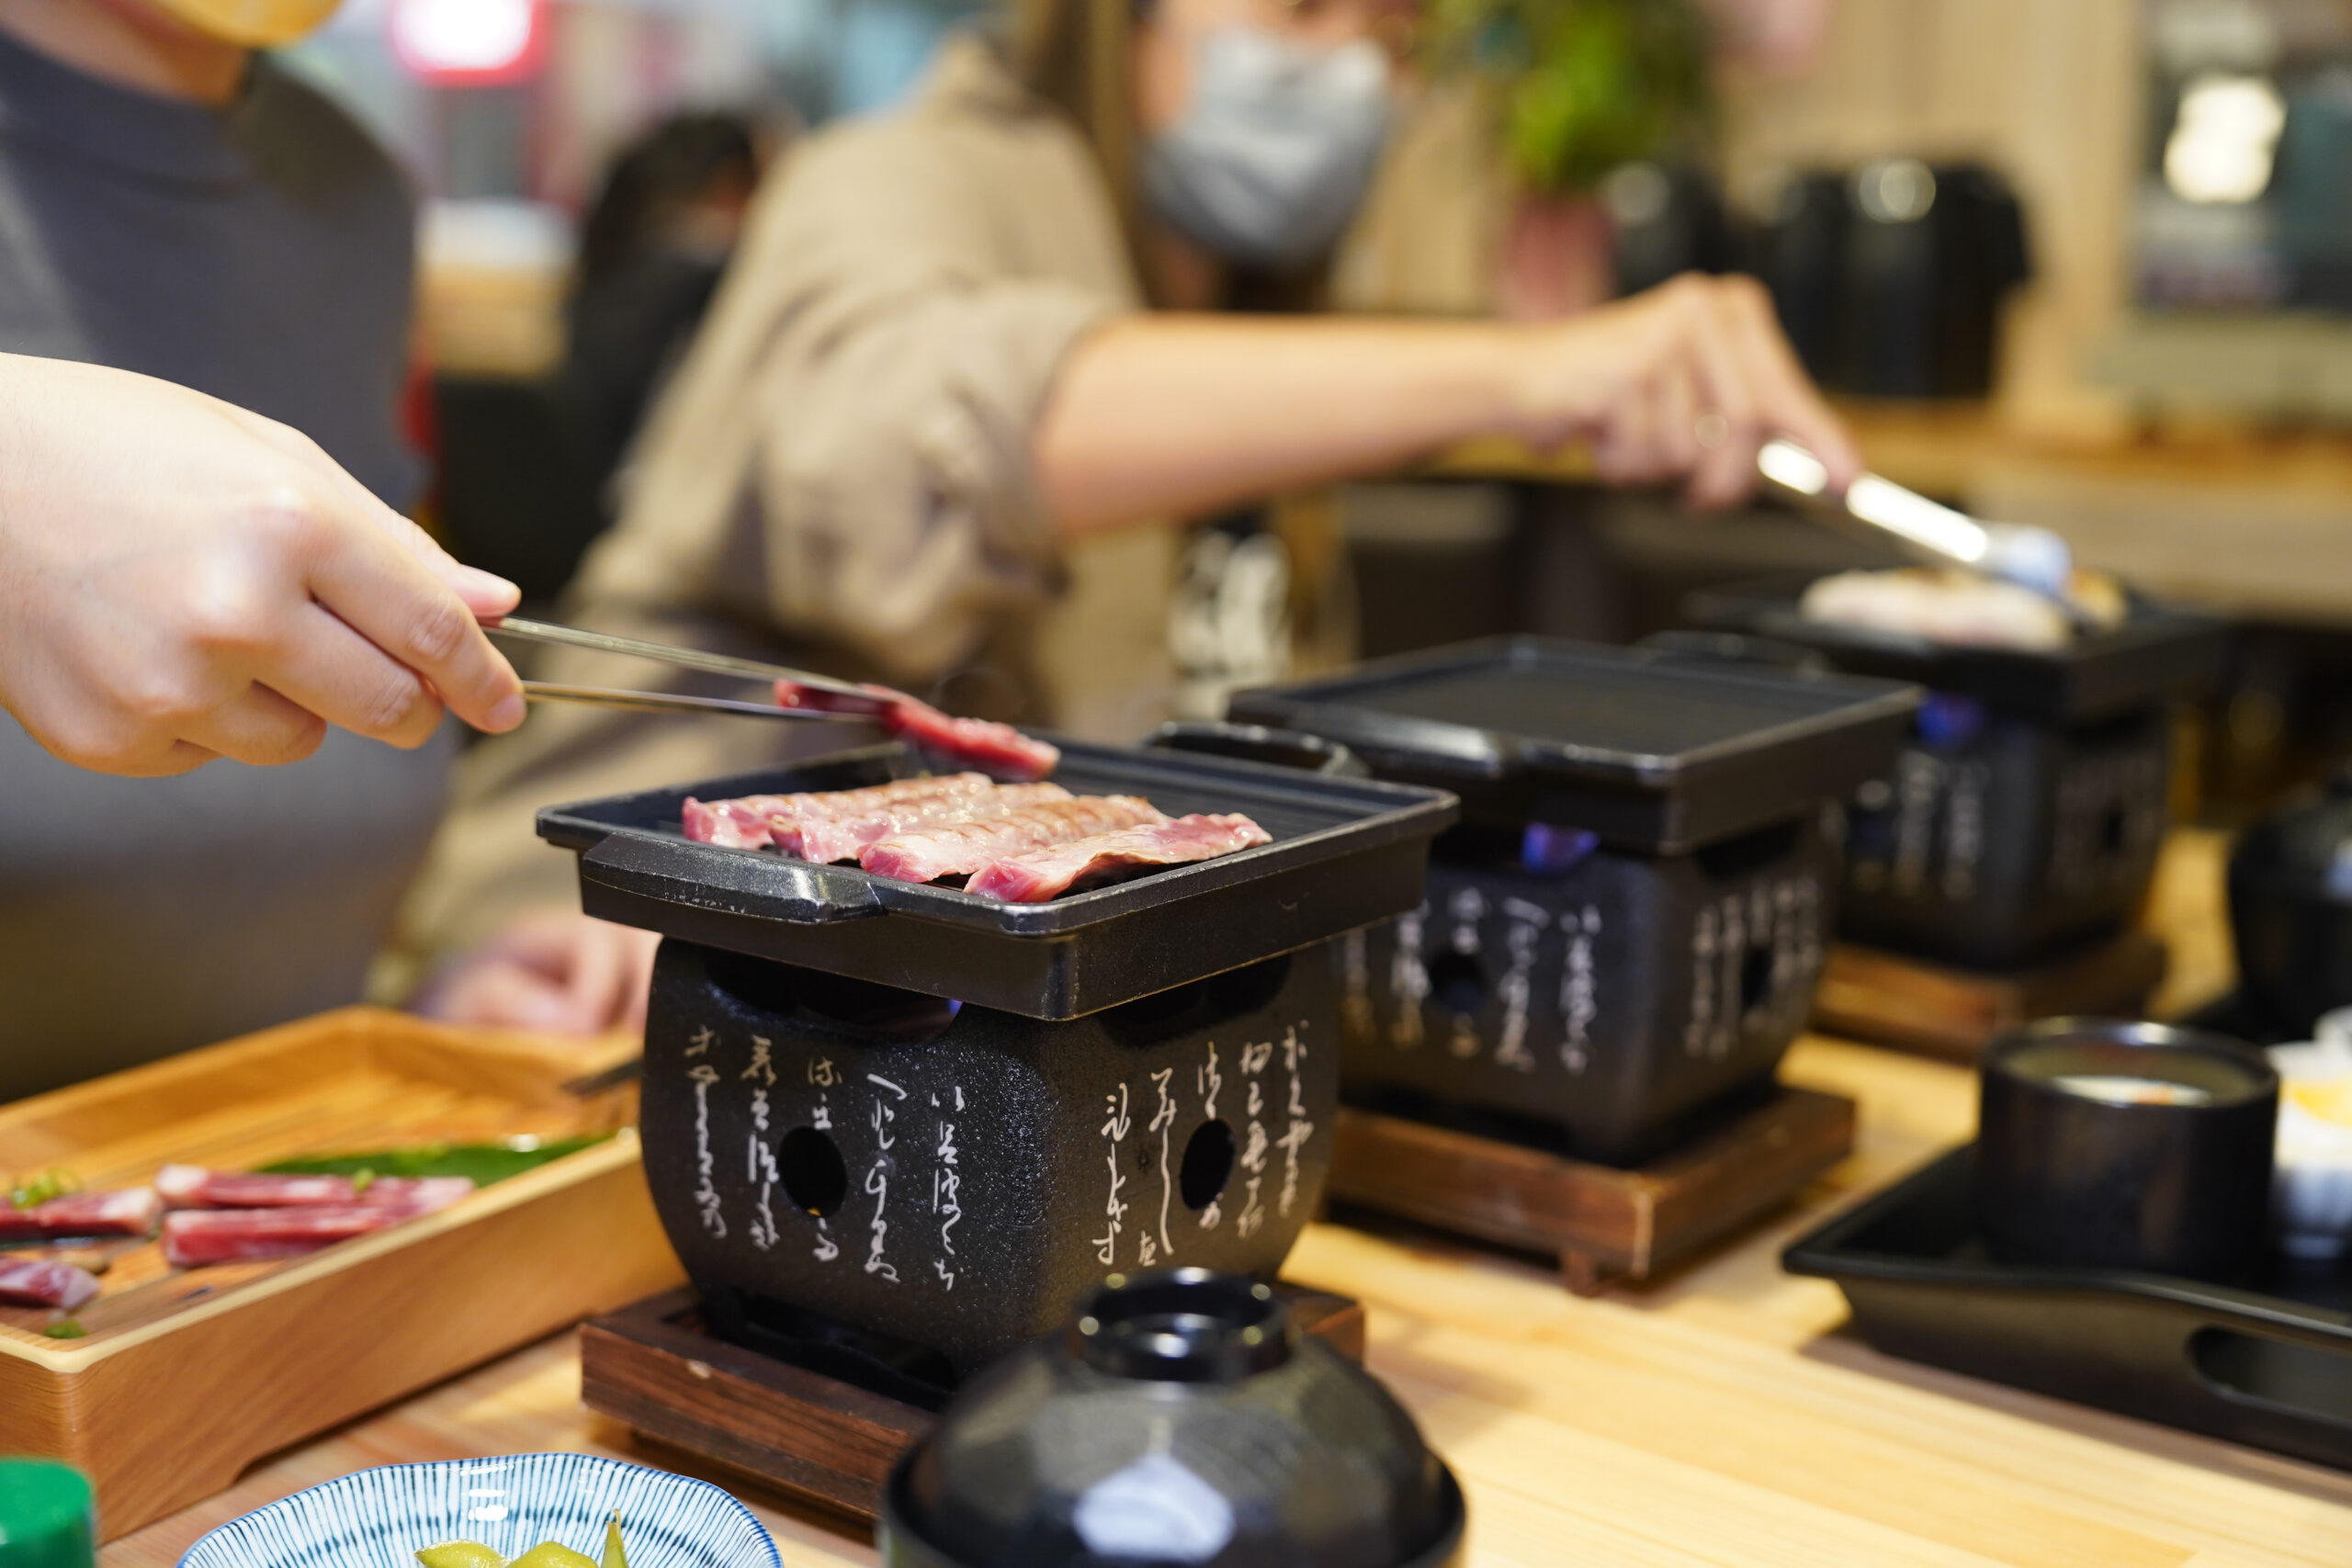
[
  {"left": 0, "top": 1256, "right": 100, "bottom": 1310},
  {"left": 0, "top": 1187, "right": 162, "bottom": 1241},
  {"left": 161, "top": 1189, "right": 471, "bottom": 1268},
  {"left": 156, "top": 1165, "right": 474, "bottom": 1213},
  {"left": 772, "top": 680, "right": 1062, "bottom": 781},
  {"left": 859, "top": 795, "right": 1167, "bottom": 884},
  {"left": 968, "top": 814, "right": 1276, "bottom": 903}
]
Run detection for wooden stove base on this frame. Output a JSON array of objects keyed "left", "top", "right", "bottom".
[
  {"left": 579, "top": 1283, "right": 1365, "bottom": 1523},
  {"left": 1812, "top": 929, "right": 2168, "bottom": 1063},
  {"left": 1326, "top": 1085, "right": 1855, "bottom": 1296}
]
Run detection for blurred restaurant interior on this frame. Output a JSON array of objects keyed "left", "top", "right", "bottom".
[
  {"left": 352, "top": 0, "right": 2352, "bottom": 811},
  {"left": 26, "top": 1, "right": 2352, "bottom": 1562}
]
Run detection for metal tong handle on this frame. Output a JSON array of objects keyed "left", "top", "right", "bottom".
[
  {"left": 486, "top": 615, "right": 881, "bottom": 706},
  {"left": 1756, "top": 439, "right": 2077, "bottom": 606},
  {"left": 518, "top": 682, "right": 858, "bottom": 722}
]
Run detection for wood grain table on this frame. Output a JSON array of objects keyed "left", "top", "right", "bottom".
[{"left": 102, "top": 839, "right": 2352, "bottom": 1567}]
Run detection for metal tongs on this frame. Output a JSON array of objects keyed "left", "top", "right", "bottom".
[
  {"left": 1755, "top": 439, "right": 2089, "bottom": 624},
  {"left": 484, "top": 615, "right": 885, "bottom": 722}
]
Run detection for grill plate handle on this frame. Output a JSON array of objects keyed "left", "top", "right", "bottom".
[{"left": 581, "top": 835, "right": 888, "bottom": 925}]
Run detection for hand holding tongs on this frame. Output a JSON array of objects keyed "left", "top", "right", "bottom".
[
  {"left": 1755, "top": 439, "right": 2084, "bottom": 618},
  {"left": 484, "top": 616, "right": 882, "bottom": 722}
]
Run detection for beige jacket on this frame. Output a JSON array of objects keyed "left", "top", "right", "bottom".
[{"left": 401, "top": 37, "right": 1163, "bottom": 960}]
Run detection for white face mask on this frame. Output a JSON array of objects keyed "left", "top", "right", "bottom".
[{"left": 1140, "top": 28, "right": 1394, "bottom": 272}]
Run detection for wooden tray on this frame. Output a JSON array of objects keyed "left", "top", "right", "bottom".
[
  {"left": 581, "top": 1283, "right": 1365, "bottom": 1523},
  {"left": 1812, "top": 930, "right": 2168, "bottom": 1062},
  {"left": 0, "top": 1006, "right": 684, "bottom": 1539},
  {"left": 1327, "top": 1086, "right": 1855, "bottom": 1294}
]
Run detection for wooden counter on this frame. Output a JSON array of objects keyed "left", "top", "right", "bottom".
[{"left": 99, "top": 837, "right": 2352, "bottom": 1568}]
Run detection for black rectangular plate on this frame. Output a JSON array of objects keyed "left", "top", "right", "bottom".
[
  {"left": 1687, "top": 573, "right": 2230, "bottom": 722},
  {"left": 1785, "top": 1147, "right": 2352, "bottom": 1471},
  {"left": 1227, "top": 636, "right": 1919, "bottom": 850},
  {"left": 537, "top": 739, "right": 1457, "bottom": 1020}
]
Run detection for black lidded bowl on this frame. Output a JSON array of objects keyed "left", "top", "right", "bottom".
[
  {"left": 879, "top": 1269, "right": 1466, "bottom": 1568},
  {"left": 1977, "top": 1019, "right": 2278, "bottom": 1281}
]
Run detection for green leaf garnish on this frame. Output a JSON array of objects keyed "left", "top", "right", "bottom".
[
  {"left": 260, "top": 1134, "right": 612, "bottom": 1190},
  {"left": 41, "top": 1320, "right": 86, "bottom": 1339}
]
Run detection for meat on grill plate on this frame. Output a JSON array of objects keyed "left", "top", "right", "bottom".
[
  {"left": 684, "top": 774, "right": 995, "bottom": 852},
  {"left": 967, "top": 814, "right": 1275, "bottom": 903},
  {"left": 859, "top": 795, "right": 1167, "bottom": 884},
  {"left": 789, "top": 781, "right": 1071, "bottom": 865}
]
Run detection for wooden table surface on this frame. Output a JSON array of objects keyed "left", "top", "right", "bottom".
[{"left": 103, "top": 837, "right": 2352, "bottom": 1568}]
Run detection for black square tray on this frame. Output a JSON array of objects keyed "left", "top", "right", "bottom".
[
  {"left": 1687, "top": 572, "right": 2229, "bottom": 723},
  {"left": 1227, "top": 636, "right": 1919, "bottom": 850},
  {"left": 1784, "top": 1147, "right": 2352, "bottom": 1472},
  {"left": 537, "top": 739, "right": 1457, "bottom": 1020}
]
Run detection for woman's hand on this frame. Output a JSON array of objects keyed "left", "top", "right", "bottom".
[
  {"left": 0, "top": 354, "right": 526, "bottom": 777},
  {"left": 1509, "top": 273, "right": 1861, "bottom": 508},
  {"left": 411, "top": 911, "right": 661, "bottom": 1038}
]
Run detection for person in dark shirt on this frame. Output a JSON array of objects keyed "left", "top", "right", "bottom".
[{"left": 0, "top": 0, "right": 645, "bottom": 1097}]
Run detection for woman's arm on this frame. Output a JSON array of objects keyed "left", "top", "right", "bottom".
[{"left": 1035, "top": 273, "right": 1858, "bottom": 534}]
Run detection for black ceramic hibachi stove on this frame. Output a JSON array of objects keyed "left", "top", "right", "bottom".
[
  {"left": 538, "top": 740, "right": 1453, "bottom": 1389},
  {"left": 1231, "top": 637, "right": 1918, "bottom": 1165},
  {"left": 1690, "top": 576, "right": 2226, "bottom": 969}
]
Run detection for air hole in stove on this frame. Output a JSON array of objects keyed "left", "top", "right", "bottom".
[
  {"left": 777, "top": 1126, "right": 849, "bottom": 1216},
  {"left": 1739, "top": 943, "right": 1776, "bottom": 1017},
  {"left": 1427, "top": 950, "right": 1487, "bottom": 1017},
  {"left": 2100, "top": 802, "right": 2130, "bottom": 856},
  {"left": 1181, "top": 1120, "right": 1237, "bottom": 1210}
]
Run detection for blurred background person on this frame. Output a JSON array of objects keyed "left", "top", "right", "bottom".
[{"left": 397, "top": 0, "right": 1856, "bottom": 1008}]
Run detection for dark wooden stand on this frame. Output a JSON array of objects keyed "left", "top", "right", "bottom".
[
  {"left": 580, "top": 1283, "right": 1365, "bottom": 1522},
  {"left": 1326, "top": 1085, "right": 1854, "bottom": 1296},
  {"left": 1812, "top": 929, "right": 2168, "bottom": 1063}
]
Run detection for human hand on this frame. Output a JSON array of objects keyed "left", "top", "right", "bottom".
[
  {"left": 1507, "top": 273, "right": 1860, "bottom": 509},
  {"left": 0, "top": 354, "right": 526, "bottom": 776},
  {"left": 411, "top": 911, "right": 661, "bottom": 1037}
]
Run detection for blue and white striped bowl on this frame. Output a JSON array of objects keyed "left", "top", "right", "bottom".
[{"left": 177, "top": 1454, "right": 780, "bottom": 1568}]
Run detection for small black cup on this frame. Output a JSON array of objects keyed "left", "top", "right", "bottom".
[
  {"left": 879, "top": 1269, "right": 1466, "bottom": 1568},
  {"left": 1977, "top": 1019, "right": 2278, "bottom": 1280}
]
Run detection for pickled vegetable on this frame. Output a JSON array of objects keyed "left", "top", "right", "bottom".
[
  {"left": 506, "top": 1544, "right": 597, "bottom": 1568},
  {"left": 8, "top": 1168, "right": 81, "bottom": 1211},
  {"left": 415, "top": 1544, "right": 506, "bottom": 1568},
  {"left": 600, "top": 1514, "right": 628, "bottom": 1568}
]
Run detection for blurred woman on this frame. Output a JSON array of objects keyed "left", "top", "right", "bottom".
[{"left": 403, "top": 0, "right": 1856, "bottom": 991}]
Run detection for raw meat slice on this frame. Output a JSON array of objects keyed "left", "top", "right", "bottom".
[
  {"left": 772, "top": 776, "right": 998, "bottom": 860},
  {"left": 161, "top": 1191, "right": 469, "bottom": 1268},
  {"left": 967, "top": 814, "right": 1274, "bottom": 903},
  {"left": 154, "top": 1165, "right": 475, "bottom": 1212},
  {"left": 0, "top": 1188, "right": 161, "bottom": 1241},
  {"left": 684, "top": 776, "right": 993, "bottom": 852},
  {"left": 859, "top": 796, "right": 1166, "bottom": 885},
  {"left": 681, "top": 795, "right": 799, "bottom": 851},
  {"left": 773, "top": 682, "right": 1060, "bottom": 781},
  {"left": 789, "top": 782, "right": 1072, "bottom": 864},
  {"left": 0, "top": 1257, "right": 99, "bottom": 1309}
]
